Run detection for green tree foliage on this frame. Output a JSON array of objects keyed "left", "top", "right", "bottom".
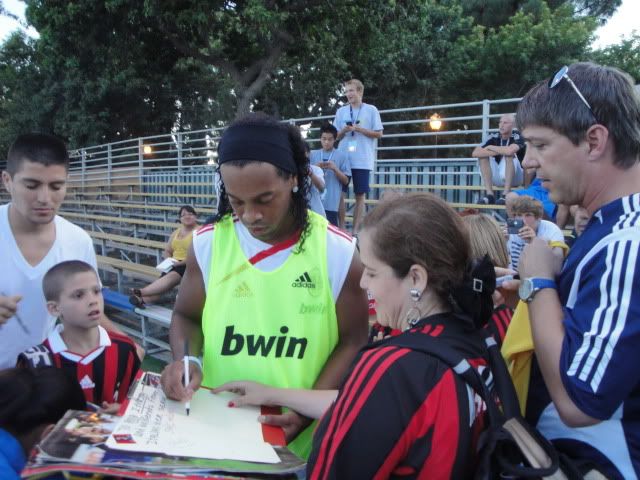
[
  {"left": 461, "top": 0, "right": 621, "bottom": 27},
  {"left": 452, "top": 3, "right": 596, "bottom": 100},
  {"left": 590, "top": 33, "right": 640, "bottom": 82},
  {"left": 0, "top": 32, "right": 47, "bottom": 157},
  {"left": 21, "top": 0, "right": 220, "bottom": 146},
  {"left": 0, "top": 0, "right": 629, "bottom": 152}
]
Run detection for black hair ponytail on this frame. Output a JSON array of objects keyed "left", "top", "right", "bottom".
[
  {"left": 0, "top": 367, "right": 86, "bottom": 435},
  {"left": 449, "top": 255, "right": 497, "bottom": 329}
]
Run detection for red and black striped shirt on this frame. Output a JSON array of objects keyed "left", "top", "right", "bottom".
[
  {"left": 308, "top": 313, "right": 493, "bottom": 480},
  {"left": 18, "top": 325, "right": 140, "bottom": 406}
]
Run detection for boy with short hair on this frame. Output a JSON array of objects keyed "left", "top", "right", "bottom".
[
  {"left": 18, "top": 261, "right": 140, "bottom": 413},
  {"left": 507, "top": 195, "right": 565, "bottom": 271},
  {"left": 311, "top": 124, "right": 351, "bottom": 226}
]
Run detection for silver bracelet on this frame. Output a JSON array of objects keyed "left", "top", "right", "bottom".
[{"left": 185, "top": 356, "right": 203, "bottom": 371}]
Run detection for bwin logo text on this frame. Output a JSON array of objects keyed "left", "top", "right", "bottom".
[{"left": 221, "top": 325, "right": 307, "bottom": 359}]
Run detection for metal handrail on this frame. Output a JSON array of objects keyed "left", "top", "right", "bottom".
[{"left": 61, "top": 96, "right": 522, "bottom": 190}]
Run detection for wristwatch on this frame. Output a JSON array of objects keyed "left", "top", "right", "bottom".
[{"left": 519, "top": 278, "right": 557, "bottom": 303}]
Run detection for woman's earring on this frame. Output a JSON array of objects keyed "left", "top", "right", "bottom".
[
  {"left": 292, "top": 186, "right": 299, "bottom": 193},
  {"left": 405, "top": 288, "right": 423, "bottom": 328}
]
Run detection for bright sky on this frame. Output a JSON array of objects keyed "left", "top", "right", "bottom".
[
  {"left": 0, "top": 0, "right": 637, "bottom": 46},
  {"left": 591, "top": 0, "right": 639, "bottom": 49}
]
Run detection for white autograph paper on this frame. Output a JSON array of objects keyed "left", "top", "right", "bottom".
[{"left": 106, "top": 373, "right": 279, "bottom": 463}]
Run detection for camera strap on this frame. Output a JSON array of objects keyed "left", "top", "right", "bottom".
[{"left": 349, "top": 104, "right": 362, "bottom": 136}]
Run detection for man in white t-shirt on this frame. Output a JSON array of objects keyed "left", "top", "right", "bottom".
[
  {"left": 0, "top": 133, "right": 135, "bottom": 369},
  {"left": 506, "top": 195, "right": 565, "bottom": 271},
  {"left": 333, "top": 79, "right": 383, "bottom": 232}
]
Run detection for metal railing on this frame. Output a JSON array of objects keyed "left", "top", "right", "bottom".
[{"left": 66, "top": 97, "right": 522, "bottom": 204}]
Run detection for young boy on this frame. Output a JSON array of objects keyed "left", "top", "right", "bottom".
[
  {"left": 18, "top": 261, "right": 140, "bottom": 413},
  {"left": 507, "top": 195, "right": 565, "bottom": 271},
  {"left": 304, "top": 142, "right": 326, "bottom": 218},
  {"left": 311, "top": 124, "right": 351, "bottom": 226}
]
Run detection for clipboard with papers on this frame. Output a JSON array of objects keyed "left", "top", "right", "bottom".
[{"left": 24, "top": 372, "right": 305, "bottom": 479}]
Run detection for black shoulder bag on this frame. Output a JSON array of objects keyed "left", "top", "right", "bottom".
[{"left": 388, "top": 330, "right": 589, "bottom": 479}]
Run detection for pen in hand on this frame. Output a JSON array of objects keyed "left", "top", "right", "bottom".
[
  {"left": 183, "top": 340, "right": 190, "bottom": 416},
  {"left": 0, "top": 292, "right": 29, "bottom": 335}
]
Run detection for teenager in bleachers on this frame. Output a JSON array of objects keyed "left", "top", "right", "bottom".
[
  {"left": 472, "top": 114, "right": 525, "bottom": 205},
  {"left": 303, "top": 143, "right": 327, "bottom": 218},
  {"left": 215, "top": 193, "right": 499, "bottom": 478},
  {"left": 310, "top": 124, "right": 351, "bottom": 226},
  {"left": 333, "top": 79, "right": 383, "bottom": 232},
  {"left": 18, "top": 261, "right": 140, "bottom": 414},
  {"left": 0, "top": 367, "right": 86, "bottom": 479},
  {"left": 0, "top": 133, "right": 138, "bottom": 370},
  {"left": 129, "top": 205, "right": 198, "bottom": 308},
  {"left": 506, "top": 195, "right": 565, "bottom": 271}
]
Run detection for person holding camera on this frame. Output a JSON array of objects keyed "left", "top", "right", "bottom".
[
  {"left": 506, "top": 195, "right": 565, "bottom": 270},
  {"left": 333, "top": 79, "right": 383, "bottom": 233}
]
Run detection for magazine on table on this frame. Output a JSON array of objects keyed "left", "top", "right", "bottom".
[{"left": 24, "top": 372, "right": 304, "bottom": 478}]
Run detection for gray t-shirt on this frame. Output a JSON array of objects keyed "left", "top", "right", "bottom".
[
  {"left": 307, "top": 164, "right": 326, "bottom": 218},
  {"left": 310, "top": 148, "right": 351, "bottom": 212},
  {"left": 333, "top": 102, "right": 383, "bottom": 170}
]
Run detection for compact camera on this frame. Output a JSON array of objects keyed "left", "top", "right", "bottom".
[{"left": 507, "top": 218, "right": 525, "bottom": 234}]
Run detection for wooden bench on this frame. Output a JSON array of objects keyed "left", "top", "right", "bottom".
[
  {"left": 97, "top": 254, "right": 161, "bottom": 292},
  {"left": 89, "top": 231, "right": 168, "bottom": 264},
  {"left": 344, "top": 197, "right": 506, "bottom": 211},
  {"left": 67, "top": 181, "right": 212, "bottom": 189},
  {"left": 62, "top": 199, "right": 216, "bottom": 217},
  {"left": 61, "top": 211, "right": 178, "bottom": 230},
  {"left": 371, "top": 183, "right": 490, "bottom": 191},
  {"left": 71, "top": 190, "right": 215, "bottom": 202}
]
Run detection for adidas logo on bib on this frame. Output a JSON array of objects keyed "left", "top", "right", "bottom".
[
  {"left": 233, "top": 282, "right": 253, "bottom": 298},
  {"left": 292, "top": 271, "right": 315, "bottom": 289}
]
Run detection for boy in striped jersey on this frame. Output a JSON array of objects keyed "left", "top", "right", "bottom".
[
  {"left": 515, "top": 62, "right": 640, "bottom": 479},
  {"left": 18, "top": 261, "right": 140, "bottom": 413}
]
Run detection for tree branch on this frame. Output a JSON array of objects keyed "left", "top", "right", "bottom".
[{"left": 155, "top": 16, "right": 242, "bottom": 84}]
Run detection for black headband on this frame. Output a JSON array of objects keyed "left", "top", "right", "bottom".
[{"left": 217, "top": 124, "right": 297, "bottom": 174}]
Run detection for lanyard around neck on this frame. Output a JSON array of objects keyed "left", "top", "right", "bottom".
[
  {"left": 349, "top": 105, "right": 362, "bottom": 137},
  {"left": 349, "top": 105, "right": 362, "bottom": 125}
]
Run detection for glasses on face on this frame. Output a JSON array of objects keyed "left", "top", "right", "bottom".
[{"left": 549, "top": 66, "right": 598, "bottom": 122}]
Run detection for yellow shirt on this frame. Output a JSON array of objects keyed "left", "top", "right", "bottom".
[{"left": 170, "top": 228, "right": 193, "bottom": 261}]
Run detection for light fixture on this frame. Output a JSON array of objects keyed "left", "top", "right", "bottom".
[{"left": 429, "top": 114, "right": 442, "bottom": 131}]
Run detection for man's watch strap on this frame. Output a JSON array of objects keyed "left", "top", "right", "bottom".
[{"left": 519, "top": 278, "right": 557, "bottom": 303}]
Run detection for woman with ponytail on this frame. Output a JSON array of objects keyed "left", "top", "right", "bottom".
[
  {"left": 215, "top": 193, "right": 498, "bottom": 479},
  {"left": 0, "top": 367, "right": 86, "bottom": 479}
]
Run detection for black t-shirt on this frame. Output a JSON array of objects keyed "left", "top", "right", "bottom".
[{"left": 481, "top": 129, "right": 525, "bottom": 163}]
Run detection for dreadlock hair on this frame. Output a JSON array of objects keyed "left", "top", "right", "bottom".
[{"left": 212, "top": 113, "right": 312, "bottom": 252}]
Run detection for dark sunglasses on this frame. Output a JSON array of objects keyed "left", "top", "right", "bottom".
[{"left": 549, "top": 66, "right": 598, "bottom": 122}]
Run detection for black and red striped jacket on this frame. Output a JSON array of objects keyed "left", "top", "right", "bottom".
[
  {"left": 17, "top": 325, "right": 140, "bottom": 406},
  {"left": 308, "top": 313, "right": 494, "bottom": 480}
]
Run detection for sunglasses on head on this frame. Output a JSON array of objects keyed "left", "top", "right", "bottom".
[{"left": 549, "top": 66, "right": 598, "bottom": 122}]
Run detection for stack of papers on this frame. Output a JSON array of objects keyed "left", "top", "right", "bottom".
[{"left": 24, "top": 372, "right": 304, "bottom": 479}]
